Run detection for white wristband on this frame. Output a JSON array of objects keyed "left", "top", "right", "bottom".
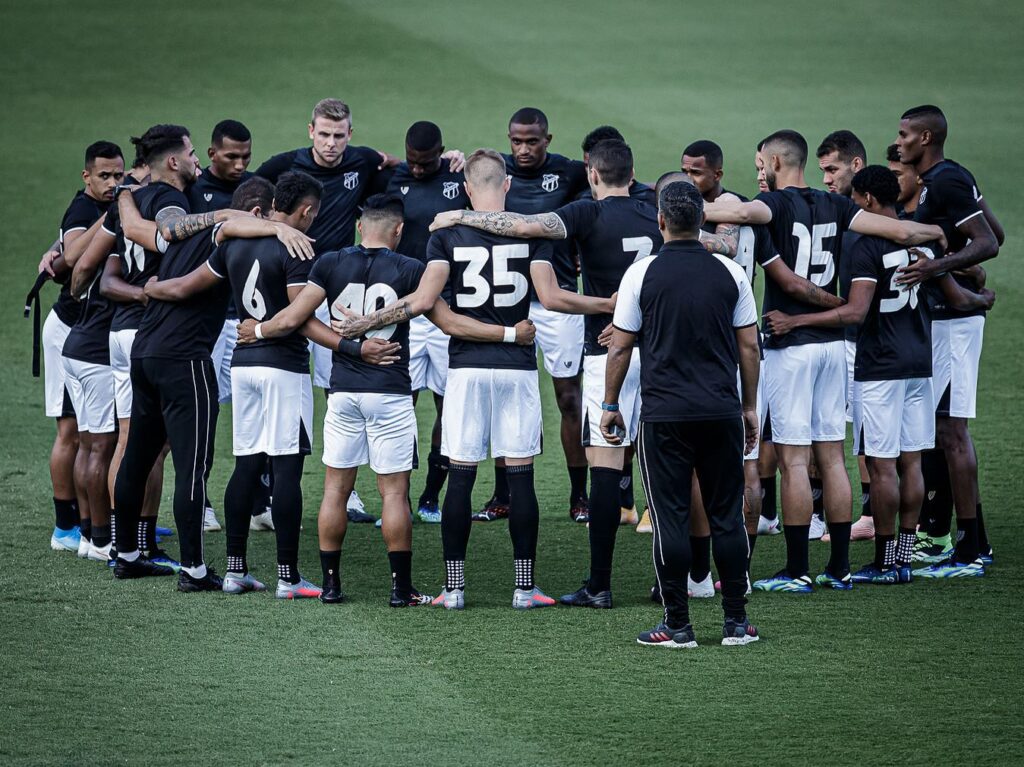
[
  {"left": 503, "top": 326, "right": 517, "bottom": 343},
  {"left": 254, "top": 323, "right": 265, "bottom": 340}
]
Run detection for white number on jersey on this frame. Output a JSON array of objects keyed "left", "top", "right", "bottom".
[
  {"left": 880, "top": 248, "right": 929, "bottom": 313},
  {"left": 242, "top": 260, "right": 267, "bottom": 320},
  {"left": 622, "top": 236, "right": 654, "bottom": 263},
  {"left": 792, "top": 222, "right": 836, "bottom": 286},
  {"left": 331, "top": 282, "right": 401, "bottom": 340},
  {"left": 735, "top": 226, "right": 755, "bottom": 284},
  {"left": 452, "top": 244, "right": 530, "bottom": 309}
]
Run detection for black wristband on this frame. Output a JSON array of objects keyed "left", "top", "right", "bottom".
[{"left": 337, "top": 339, "right": 361, "bottom": 358}]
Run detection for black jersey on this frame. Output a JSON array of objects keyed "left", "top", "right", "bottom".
[
  {"left": 426, "top": 226, "right": 552, "bottom": 371},
  {"left": 308, "top": 245, "right": 425, "bottom": 395},
  {"left": 914, "top": 159, "right": 987, "bottom": 320},
  {"left": 503, "top": 152, "right": 588, "bottom": 291},
  {"left": 256, "top": 146, "right": 382, "bottom": 254},
  {"left": 701, "top": 190, "right": 773, "bottom": 287},
  {"left": 132, "top": 226, "right": 231, "bottom": 361},
  {"left": 553, "top": 196, "right": 663, "bottom": 355},
  {"left": 576, "top": 180, "right": 657, "bottom": 207},
  {"left": 849, "top": 236, "right": 935, "bottom": 382},
  {"left": 53, "top": 191, "right": 110, "bottom": 325},
  {"left": 188, "top": 170, "right": 253, "bottom": 213},
  {"left": 62, "top": 215, "right": 120, "bottom": 365},
  {"left": 756, "top": 187, "right": 860, "bottom": 348},
  {"left": 109, "top": 182, "right": 190, "bottom": 332},
  {"left": 207, "top": 236, "right": 312, "bottom": 374},
  {"left": 838, "top": 230, "right": 860, "bottom": 342},
  {"left": 385, "top": 163, "right": 468, "bottom": 264}
]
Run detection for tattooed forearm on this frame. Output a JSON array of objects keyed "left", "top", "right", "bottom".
[
  {"left": 156, "top": 210, "right": 216, "bottom": 243},
  {"left": 699, "top": 225, "right": 739, "bottom": 256},
  {"left": 338, "top": 302, "right": 412, "bottom": 338},
  {"left": 460, "top": 210, "right": 567, "bottom": 239},
  {"left": 800, "top": 280, "right": 844, "bottom": 309}
]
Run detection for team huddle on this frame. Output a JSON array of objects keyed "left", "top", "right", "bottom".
[{"left": 32, "top": 98, "right": 1001, "bottom": 647}]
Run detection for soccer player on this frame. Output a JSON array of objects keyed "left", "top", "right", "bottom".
[
  {"left": 894, "top": 105, "right": 1000, "bottom": 575},
  {"left": 763, "top": 165, "right": 993, "bottom": 583},
  {"left": 578, "top": 126, "right": 656, "bottom": 205},
  {"left": 384, "top": 121, "right": 470, "bottom": 524},
  {"left": 704, "top": 129, "right": 945, "bottom": 593}
]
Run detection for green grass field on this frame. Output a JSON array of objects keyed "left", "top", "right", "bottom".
[{"left": 2, "top": 1, "right": 1023, "bottom": 764}]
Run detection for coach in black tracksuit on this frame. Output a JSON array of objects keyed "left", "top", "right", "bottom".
[{"left": 601, "top": 181, "right": 762, "bottom": 647}]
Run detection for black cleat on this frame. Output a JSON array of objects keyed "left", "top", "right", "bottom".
[
  {"left": 650, "top": 582, "right": 661, "bottom": 603},
  {"left": 559, "top": 583, "right": 612, "bottom": 609},
  {"left": 113, "top": 555, "right": 176, "bottom": 580},
  {"left": 389, "top": 587, "right": 433, "bottom": 607},
  {"left": 471, "top": 496, "right": 509, "bottom": 522},
  {"left": 320, "top": 576, "right": 346, "bottom": 604},
  {"left": 346, "top": 508, "right": 377, "bottom": 524},
  {"left": 177, "top": 567, "right": 224, "bottom": 593}
]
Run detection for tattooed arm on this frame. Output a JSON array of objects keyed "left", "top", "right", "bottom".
[
  {"left": 331, "top": 261, "right": 450, "bottom": 339},
  {"left": 154, "top": 206, "right": 243, "bottom": 244},
  {"left": 429, "top": 209, "right": 567, "bottom": 239},
  {"left": 762, "top": 258, "right": 845, "bottom": 309},
  {"left": 698, "top": 224, "right": 739, "bottom": 257}
]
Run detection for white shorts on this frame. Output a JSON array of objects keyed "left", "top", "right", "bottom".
[
  {"left": 583, "top": 350, "right": 641, "bottom": 448},
  {"left": 211, "top": 319, "right": 237, "bottom": 404},
  {"left": 853, "top": 377, "right": 935, "bottom": 458},
  {"left": 324, "top": 392, "right": 418, "bottom": 473},
  {"left": 43, "top": 310, "right": 74, "bottom": 418},
  {"left": 311, "top": 301, "right": 332, "bottom": 389},
  {"left": 231, "top": 366, "right": 313, "bottom": 456},
  {"left": 529, "top": 301, "right": 583, "bottom": 378},
  {"left": 764, "top": 340, "right": 847, "bottom": 446},
  {"left": 845, "top": 339, "right": 857, "bottom": 424},
  {"left": 441, "top": 367, "right": 542, "bottom": 463},
  {"left": 738, "top": 359, "right": 768, "bottom": 461},
  {"left": 109, "top": 328, "right": 136, "bottom": 419},
  {"left": 61, "top": 356, "right": 115, "bottom": 434},
  {"left": 931, "top": 316, "right": 984, "bottom": 419},
  {"left": 409, "top": 316, "right": 449, "bottom": 396}
]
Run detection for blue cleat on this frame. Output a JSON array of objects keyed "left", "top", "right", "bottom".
[
  {"left": 814, "top": 570, "right": 853, "bottom": 590},
  {"left": 147, "top": 547, "right": 181, "bottom": 572},
  {"left": 417, "top": 500, "right": 442, "bottom": 524},
  {"left": 850, "top": 563, "right": 899, "bottom": 584},
  {"left": 912, "top": 534, "right": 953, "bottom": 564},
  {"left": 979, "top": 548, "right": 994, "bottom": 567},
  {"left": 156, "top": 526, "right": 174, "bottom": 537},
  {"left": 913, "top": 557, "right": 985, "bottom": 579},
  {"left": 50, "top": 526, "right": 81, "bottom": 553},
  {"left": 637, "top": 622, "right": 698, "bottom": 649},
  {"left": 752, "top": 570, "right": 813, "bottom": 593},
  {"left": 896, "top": 564, "right": 913, "bottom": 583}
]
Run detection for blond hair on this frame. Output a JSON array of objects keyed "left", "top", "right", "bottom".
[
  {"left": 311, "top": 99, "right": 351, "bottom": 126},
  {"left": 464, "top": 148, "right": 507, "bottom": 188}
]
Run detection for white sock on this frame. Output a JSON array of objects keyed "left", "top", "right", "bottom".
[
  {"left": 119, "top": 549, "right": 140, "bottom": 562},
  {"left": 183, "top": 563, "right": 207, "bottom": 579}
]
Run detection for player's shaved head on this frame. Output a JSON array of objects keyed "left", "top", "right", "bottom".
[
  {"left": 659, "top": 180, "right": 704, "bottom": 237},
  {"left": 509, "top": 107, "right": 548, "bottom": 134},
  {"left": 406, "top": 121, "right": 443, "bottom": 152},
  {"left": 851, "top": 165, "right": 900, "bottom": 209},
  {"left": 588, "top": 140, "right": 633, "bottom": 188},
  {"left": 360, "top": 193, "right": 405, "bottom": 227},
  {"left": 655, "top": 171, "right": 690, "bottom": 198},
  {"left": 464, "top": 148, "right": 507, "bottom": 189},
  {"left": 231, "top": 176, "right": 275, "bottom": 213},
  {"left": 760, "top": 130, "right": 808, "bottom": 170},
  {"left": 901, "top": 105, "right": 947, "bottom": 145}
]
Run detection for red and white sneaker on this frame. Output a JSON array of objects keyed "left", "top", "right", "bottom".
[
  {"left": 275, "top": 578, "right": 322, "bottom": 599},
  {"left": 512, "top": 586, "right": 556, "bottom": 609}
]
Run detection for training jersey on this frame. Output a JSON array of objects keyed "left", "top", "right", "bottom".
[
  {"left": 849, "top": 235, "right": 936, "bottom": 381},
  {"left": 256, "top": 146, "right": 383, "bottom": 254},
  {"left": 385, "top": 163, "right": 469, "bottom": 265},
  {"left": 914, "top": 159, "right": 987, "bottom": 320},
  {"left": 188, "top": 169, "right": 253, "bottom": 213},
  {"left": 308, "top": 245, "right": 425, "bottom": 395},
  {"left": 504, "top": 152, "right": 588, "bottom": 291},
  {"left": 613, "top": 241, "right": 757, "bottom": 422},
  {"left": 756, "top": 187, "right": 861, "bottom": 348},
  {"left": 426, "top": 225, "right": 553, "bottom": 371},
  {"left": 109, "top": 182, "right": 189, "bottom": 332},
  {"left": 207, "top": 235, "right": 312, "bottom": 374},
  {"left": 62, "top": 213, "right": 120, "bottom": 365},
  {"left": 53, "top": 191, "right": 110, "bottom": 326},
  {"left": 132, "top": 226, "right": 231, "bottom": 361},
  {"left": 553, "top": 196, "right": 662, "bottom": 356},
  {"left": 701, "top": 189, "right": 774, "bottom": 288},
  {"left": 576, "top": 180, "right": 657, "bottom": 206}
]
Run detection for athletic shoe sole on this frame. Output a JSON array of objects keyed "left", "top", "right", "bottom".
[
  {"left": 636, "top": 637, "right": 698, "bottom": 649},
  {"left": 722, "top": 634, "right": 760, "bottom": 647}
]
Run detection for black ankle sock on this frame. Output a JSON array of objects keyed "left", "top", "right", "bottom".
[
  {"left": 619, "top": 464, "right": 634, "bottom": 509},
  {"left": 92, "top": 524, "right": 112, "bottom": 549},
  {"left": 860, "top": 482, "right": 872, "bottom": 518},
  {"left": 320, "top": 550, "right": 341, "bottom": 582},
  {"left": 493, "top": 465, "right": 509, "bottom": 504},
  {"left": 875, "top": 534, "right": 896, "bottom": 568},
  {"left": 507, "top": 464, "right": 539, "bottom": 562},
  {"left": 277, "top": 562, "right": 299, "bottom": 584},
  {"left": 826, "top": 521, "right": 851, "bottom": 576},
  {"left": 760, "top": 475, "right": 777, "bottom": 521},
  {"left": 227, "top": 554, "right": 248, "bottom": 574},
  {"left": 568, "top": 465, "right": 588, "bottom": 503},
  {"left": 976, "top": 503, "right": 990, "bottom": 554},
  {"left": 80, "top": 518, "right": 92, "bottom": 542},
  {"left": 442, "top": 464, "right": 477, "bottom": 561},
  {"left": 418, "top": 448, "right": 450, "bottom": 507},
  {"left": 784, "top": 524, "right": 810, "bottom": 577},
  {"left": 689, "top": 534, "right": 712, "bottom": 582},
  {"left": 809, "top": 477, "right": 824, "bottom": 519},
  {"left": 53, "top": 497, "right": 77, "bottom": 530},
  {"left": 896, "top": 527, "right": 916, "bottom": 566},
  {"left": 138, "top": 517, "right": 157, "bottom": 554},
  {"left": 388, "top": 550, "right": 413, "bottom": 593}
]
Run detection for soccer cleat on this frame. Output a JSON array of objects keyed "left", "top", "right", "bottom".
[
  {"left": 77, "top": 535, "right": 90, "bottom": 558},
  {"left": 559, "top": 583, "right": 613, "bottom": 609},
  {"left": 688, "top": 573, "right": 714, "bottom": 599},
  {"left": 145, "top": 547, "right": 181, "bottom": 572},
  {"left": 850, "top": 563, "right": 899, "bottom": 584},
  {"left": 850, "top": 514, "right": 875, "bottom": 541},
  {"left": 156, "top": 525, "right": 174, "bottom": 537},
  {"left": 896, "top": 564, "right": 913, "bottom": 583},
  {"left": 752, "top": 570, "right": 813, "bottom": 593},
  {"left": 389, "top": 587, "right": 433, "bottom": 607},
  {"left": 808, "top": 514, "right": 826, "bottom": 540},
  {"left": 276, "top": 577, "right": 322, "bottom": 599},
  {"left": 636, "top": 507, "right": 653, "bottom": 534},
  {"left": 757, "top": 515, "right": 781, "bottom": 536},
  {"left": 637, "top": 622, "right": 698, "bottom": 649},
  {"left": 346, "top": 491, "right": 376, "bottom": 523},
  {"left": 814, "top": 570, "right": 853, "bottom": 590},
  {"left": 979, "top": 547, "right": 994, "bottom": 567},
  {"left": 222, "top": 571, "right": 267, "bottom": 594},
  {"left": 86, "top": 542, "right": 113, "bottom": 563},
  {"left": 432, "top": 588, "right": 465, "bottom": 610},
  {"left": 471, "top": 497, "right": 509, "bottom": 522},
  {"left": 569, "top": 498, "right": 590, "bottom": 524},
  {"left": 50, "top": 526, "right": 81, "bottom": 552},
  {"left": 913, "top": 557, "right": 985, "bottom": 579},
  {"left": 177, "top": 567, "right": 224, "bottom": 592},
  {"left": 722, "top": 618, "right": 760, "bottom": 646},
  {"left": 417, "top": 500, "right": 442, "bottom": 524},
  {"left": 320, "top": 574, "right": 346, "bottom": 604},
  {"left": 512, "top": 586, "right": 557, "bottom": 609},
  {"left": 619, "top": 505, "right": 639, "bottom": 526},
  {"left": 203, "top": 507, "right": 222, "bottom": 532},
  {"left": 113, "top": 555, "right": 176, "bottom": 580},
  {"left": 913, "top": 535, "right": 953, "bottom": 563},
  {"left": 249, "top": 509, "right": 275, "bottom": 531}
]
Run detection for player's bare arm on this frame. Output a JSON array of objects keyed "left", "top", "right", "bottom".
[
  {"left": 430, "top": 209, "right": 568, "bottom": 239},
  {"left": 118, "top": 192, "right": 161, "bottom": 251},
  {"left": 215, "top": 217, "right": 316, "bottom": 261},
  {"left": 895, "top": 214, "right": 997, "bottom": 287},
  {"left": 763, "top": 280, "right": 874, "bottom": 335},
  {"left": 850, "top": 211, "right": 946, "bottom": 251},
  {"left": 60, "top": 215, "right": 108, "bottom": 271},
  {"left": 237, "top": 283, "right": 326, "bottom": 342},
  {"left": 736, "top": 323, "right": 761, "bottom": 455},
  {"left": 69, "top": 224, "right": 116, "bottom": 297},
  {"left": 425, "top": 298, "right": 536, "bottom": 345},
  {"left": 698, "top": 224, "right": 739, "bottom": 257},
  {"left": 530, "top": 261, "right": 614, "bottom": 315},
  {"left": 143, "top": 262, "right": 221, "bottom": 302},
  {"left": 599, "top": 327, "right": 635, "bottom": 444},
  {"left": 703, "top": 198, "right": 772, "bottom": 225},
  {"left": 100, "top": 254, "right": 146, "bottom": 306},
  {"left": 762, "top": 259, "right": 845, "bottom": 309},
  {"left": 332, "top": 261, "right": 450, "bottom": 338},
  {"left": 155, "top": 206, "right": 245, "bottom": 244}
]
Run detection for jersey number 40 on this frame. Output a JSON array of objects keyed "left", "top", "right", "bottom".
[{"left": 331, "top": 282, "right": 400, "bottom": 340}]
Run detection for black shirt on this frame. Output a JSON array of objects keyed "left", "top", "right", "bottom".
[
  {"left": 701, "top": 189, "right": 773, "bottom": 288},
  {"left": 308, "top": 246, "right": 425, "bottom": 395},
  {"left": 109, "top": 182, "right": 190, "bottom": 332},
  {"left": 207, "top": 236, "right": 312, "bottom": 374},
  {"left": 62, "top": 215, "right": 120, "bottom": 365},
  {"left": 503, "top": 152, "right": 588, "bottom": 291},
  {"left": 426, "top": 225, "right": 552, "bottom": 371},
  {"left": 255, "top": 146, "right": 382, "bottom": 254},
  {"left": 132, "top": 226, "right": 231, "bottom": 361},
  {"left": 385, "top": 163, "right": 469, "bottom": 264},
  {"left": 756, "top": 187, "right": 860, "bottom": 348},
  {"left": 576, "top": 180, "right": 657, "bottom": 206},
  {"left": 53, "top": 191, "right": 110, "bottom": 325},
  {"left": 613, "top": 241, "right": 758, "bottom": 422},
  {"left": 838, "top": 230, "right": 860, "bottom": 342},
  {"left": 188, "top": 169, "right": 253, "bottom": 213},
  {"left": 849, "top": 235, "right": 935, "bottom": 381},
  {"left": 554, "top": 196, "right": 663, "bottom": 355}
]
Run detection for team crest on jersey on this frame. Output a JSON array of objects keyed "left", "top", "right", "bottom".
[
  {"left": 918, "top": 187, "right": 928, "bottom": 205},
  {"left": 442, "top": 181, "right": 460, "bottom": 200},
  {"left": 344, "top": 172, "right": 360, "bottom": 190},
  {"left": 203, "top": 193, "right": 213, "bottom": 202},
  {"left": 400, "top": 186, "right": 409, "bottom": 195},
  {"left": 542, "top": 173, "right": 560, "bottom": 193}
]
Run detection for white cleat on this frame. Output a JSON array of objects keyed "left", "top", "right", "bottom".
[
  {"left": 223, "top": 571, "right": 268, "bottom": 594},
  {"left": 431, "top": 588, "right": 465, "bottom": 610},
  {"left": 757, "top": 515, "right": 781, "bottom": 536},
  {"left": 203, "top": 507, "right": 222, "bottom": 532},
  {"left": 249, "top": 509, "right": 275, "bottom": 531},
  {"left": 77, "top": 535, "right": 91, "bottom": 558},
  {"left": 808, "top": 515, "right": 827, "bottom": 540},
  {"left": 347, "top": 490, "right": 366, "bottom": 515},
  {"left": 86, "top": 542, "right": 112, "bottom": 563},
  {"left": 687, "top": 573, "right": 715, "bottom": 598}
]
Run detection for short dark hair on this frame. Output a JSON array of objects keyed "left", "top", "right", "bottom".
[
  {"left": 508, "top": 107, "right": 548, "bottom": 133},
  {"left": 851, "top": 165, "right": 900, "bottom": 208},
  {"left": 682, "top": 140, "right": 723, "bottom": 169},
  {"left": 655, "top": 171, "right": 690, "bottom": 198},
  {"left": 760, "top": 130, "right": 808, "bottom": 168},
  {"left": 230, "top": 176, "right": 275, "bottom": 212},
  {"left": 581, "top": 125, "right": 624, "bottom": 154},
  {"left": 131, "top": 124, "right": 190, "bottom": 165},
  {"left": 273, "top": 171, "right": 323, "bottom": 214},
  {"left": 85, "top": 141, "right": 123, "bottom": 168},
  {"left": 211, "top": 119, "right": 251, "bottom": 146},
  {"left": 587, "top": 139, "right": 633, "bottom": 187},
  {"left": 815, "top": 130, "right": 866, "bottom": 163},
  {"left": 659, "top": 180, "right": 704, "bottom": 234},
  {"left": 901, "top": 104, "right": 947, "bottom": 145},
  {"left": 405, "top": 121, "right": 443, "bottom": 151},
  {"left": 885, "top": 143, "right": 901, "bottom": 163},
  {"left": 360, "top": 193, "right": 405, "bottom": 226}
]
